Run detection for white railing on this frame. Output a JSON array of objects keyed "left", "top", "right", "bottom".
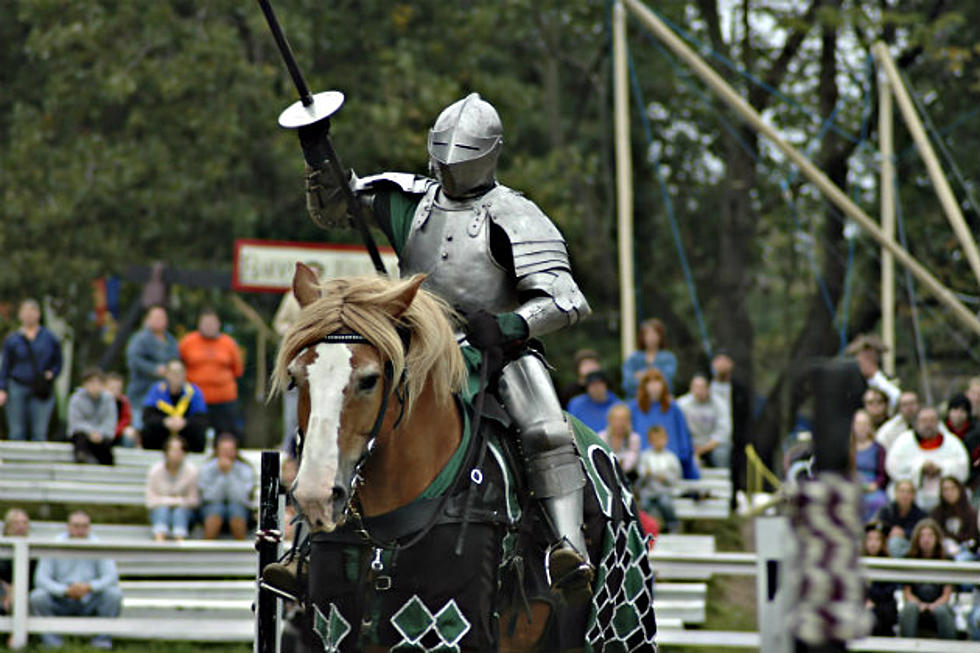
[{"left": 0, "top": 538, "right": 257, "bottom": 649}]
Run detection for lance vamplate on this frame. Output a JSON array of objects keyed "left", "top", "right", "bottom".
[{"left": 256, "top": 0, "right": 389, "bottom": 277}]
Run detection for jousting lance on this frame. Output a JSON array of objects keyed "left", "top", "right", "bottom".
[{"left": 256, "top": 0, "right": 388, "bottom": 277}]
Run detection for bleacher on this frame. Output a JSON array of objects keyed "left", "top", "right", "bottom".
[{"left": 0, "top": 439, "right": 730, "bottom": 645}]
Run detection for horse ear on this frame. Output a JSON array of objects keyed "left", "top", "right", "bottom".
[
  {"left": 389, "top": 274, "right": 426, "bottom": 318},
  {"left": 293, "top": 262, "right": 322, "bottom": 307}
]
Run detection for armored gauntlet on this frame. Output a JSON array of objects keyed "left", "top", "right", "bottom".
[{"left": 305, "top": 165, "right": 353, "bottom": 230}]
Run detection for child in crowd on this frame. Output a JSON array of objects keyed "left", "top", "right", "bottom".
[
  {"left": 899, "top": 518, "right": 955, "bottom": 639},
  {"left": 862, "top": 522, "right": 898, "bottom": 637},
  {"left": 636, "top": 425, "right": 681, "bottom": 533},
  {"left": 597, "top": 403, "right": 641, "bottom": 481},
  {"left": 199, "top": 433, "right": 254, "bottom": 540},
  {"left": 145, "top": 434, "right": 200, "bottom": 541},
  {"left": 105, "top": 372, "right": 138, "bottom": 447},
  {"left": 67, "top": 368, "right": 117, "bottom": 465}
]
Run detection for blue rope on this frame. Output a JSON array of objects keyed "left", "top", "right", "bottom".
[
  {"left": 627, "top": 49, "right": 713, "bottom": 357},
  {"left": 894, "top": 174, "right": 933, "bottom": 403}
]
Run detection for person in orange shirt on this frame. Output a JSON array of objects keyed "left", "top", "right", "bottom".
[{"left": 178, "top": 309, "right": 244, "bottom": 439}]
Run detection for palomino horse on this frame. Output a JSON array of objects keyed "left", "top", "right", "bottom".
[{"left": 276, "top": 264, "right": 657, "bottom": 652}]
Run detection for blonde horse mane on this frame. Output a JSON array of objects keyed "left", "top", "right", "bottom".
[{"left": 272, "top": 275, "right": 467, "bottom": 420}]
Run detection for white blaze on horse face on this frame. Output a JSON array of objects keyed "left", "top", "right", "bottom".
[{"left": 292, "top": 342, "right": 353, "bottom": 531}]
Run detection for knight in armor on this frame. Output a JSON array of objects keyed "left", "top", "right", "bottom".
[{"left": 285, "top": 93, "right": 593, "bottom": 599}]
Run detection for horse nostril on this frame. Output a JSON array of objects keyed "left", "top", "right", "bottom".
[{"left": 331, "top": 485, "right": 347, "bottom": 503}]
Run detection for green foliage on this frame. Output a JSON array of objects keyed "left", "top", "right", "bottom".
[{"left": 2, "top": 0, "right": 978, "bottom": 411}]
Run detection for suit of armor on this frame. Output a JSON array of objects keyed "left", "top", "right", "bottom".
[{"left": 306, "top": 94, "right": 593, "bottom": 591}]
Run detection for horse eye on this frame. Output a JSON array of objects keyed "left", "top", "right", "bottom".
[
  {"left": 358, "top": 374, "right": 380, "bottom": 392},
  {"left": 287, "top": 375, "right": 296, "bottom": 391}
]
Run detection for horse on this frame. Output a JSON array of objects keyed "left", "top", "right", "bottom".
[{"left": 275, "top": 263, "right": 657, "bottom": 652}]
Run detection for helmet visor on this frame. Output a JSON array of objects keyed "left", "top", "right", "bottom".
[{"left": 428, "top": 127, "right": 502, "bottom": 165}]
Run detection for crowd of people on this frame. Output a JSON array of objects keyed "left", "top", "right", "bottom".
[
  {"left": 562, "top": 318, "right": 750, "bottom": 533},
  {"left": 783, "top": 335, "right": 980, "bottom": 641},
  {"left": 0, "top": 300, "right": 245, "bottom": 459},
  {"left": 5, "top": 294, "right": 980, "bottom": 642}
]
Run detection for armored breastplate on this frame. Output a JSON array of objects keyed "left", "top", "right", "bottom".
[{"left": 399, "top": 186, "right": 519, "bottom": 317}]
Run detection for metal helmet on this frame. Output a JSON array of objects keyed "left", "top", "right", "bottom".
[{"left": 427, "top": 93, "right": 503, "bottom": 198}]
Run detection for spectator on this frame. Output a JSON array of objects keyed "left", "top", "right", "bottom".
[
  {"left": 930, "top": 476, "right": 979, "bottom": 561},
  {"left": 105, "top": 372, "right": 138, "bottom": 448},
  {"left": 146, "top": 434, "right": 200, "bottom": 542},
  {"left": 886, "top": 407, "right": 969, "bottom": 511},
  {"left": 199, "top": 433, "right": 254, "bottom": 540},
  {"left": 179, "top": 308, "right": 244, "bottom": 437},
  {"left": 559, "top": 348, "right": 602, "bottom": 408},
  {"left": 636, "top": 425, "right": 681, "bottom": 533},
  {"left": 567, "top": 370, "right": 620, "bottom": 433},
  {"left": 0, "top": 508, "right": 32, "bottom": 623},
  {"left": 875, "top": 479, "right": 927, "bottom": 558},
  {"left": 677, "top": 372, "right": 732, "bottom": 469},
  {"left": 898, "top": 518, "right": 955, "bottom": 640},
  {"left": 710, "top": 349, "right": 753, "bottom": 508},
  {"left": 628, "top": 368, "right": 699, "bottom": 479},
  {"left": 846, "top": 333, "right": 900, "bottom": 412},
  {"left": 967, "top": 376, "right": 980, "bottom": 421},
  {"left": 622, "top": 318, "right": 678, "bottom": 397},
  {"left": 852, "top": 409, "right": 888, "bottom": 522},
  {"left": 862, "top": 522, "right": 898, "bottom": 637},
  {"left": 0, "top": 299, "right": 62, "bottom": 441},
  {"left": 125, "top": 305, "right": 178, "bottom": 431},
  {"left": 66, "top": 368, "right": 117, "bottom": 465},
  {"left": 877, "top": 391, "right": 920, "bottom": 452},
  {"left": 862, "top": 388, "right": 891, "bottom": 432},
  {"left": 141, "top": 359, "right": 208, "bottom": 452},
  {"left": 945, "top": 393, "right": 980, "bottom": 499},
  {"left": 597, "top": 403, "right": 641, "bottom": 480},
  {"left": 30, "top": 510, "right": 122, "bottom": 649}
]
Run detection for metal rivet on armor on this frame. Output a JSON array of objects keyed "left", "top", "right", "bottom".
[
  {"left": 441, "top": 251, "right": 448, "bottom": 259},
  {"left": 446, "top": 234, "right": 453, "bottom": 241}
]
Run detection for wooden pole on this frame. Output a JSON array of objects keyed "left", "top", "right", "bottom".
[
  {"left": 879, "top": 73, "right": 896, "bottom": 376},
  {"left": 872, "top": 41, "right": 980, "bottom": 287},
  {"left": 613, "top": 1, "right": 637, "bottom": 362},
  {"left": 622, "top": 0, "right": 980, "bottom": 337}
]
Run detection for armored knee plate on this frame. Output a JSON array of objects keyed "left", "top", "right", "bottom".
[{"left": 497, "top": 354, "right": 586, "bottom": 499}]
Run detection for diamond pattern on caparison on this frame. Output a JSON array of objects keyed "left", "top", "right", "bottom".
[
  {"left": 390, "top": 595, "right": 472, "bottom": 651},
  {"left": 585, "top": 521, "right": 658, "bottom": 651},
  {"left": 313, "top": 603, "right": 352, "bottom": 653}
]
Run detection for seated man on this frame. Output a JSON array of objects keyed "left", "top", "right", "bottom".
[
  {"left": 30, "top": 510, "right": 122, "bottom": 649},
  {"left": 198, "top": 433, "right": 254, "bottom": 540},
  {"left": 885, "top": 406, "right": 969, "bottom": 511},
  {"left": 141, "top": 359, "right": 208, "bottom": 452},
  {"left": 67, "top": 368, "right": 118, "bottom": 465},
  {"left": 677, "top": 372, "right": 732, "bottom": 469},
  {"left": 0, "top": 508, "right": 32, "bottom": 621}
]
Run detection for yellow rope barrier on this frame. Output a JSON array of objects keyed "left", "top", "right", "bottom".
[{"left": 745, "top": 444, "right": 782, "bottom": 493}]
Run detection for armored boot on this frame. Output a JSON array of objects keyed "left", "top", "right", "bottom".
[{"left": 498, "top": 355, "right": 593, "bottom": 604}]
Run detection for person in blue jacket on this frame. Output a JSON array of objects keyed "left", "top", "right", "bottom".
[
  {"left": 0, "top": 299, "right": 62, "bottom": 441},
  {"left": 567, "top": 370, "right": 621, "bottom": 433},
  {"left": 141, "top": 359, "right": 208, "bottom": 452},
  {"left": 621, "top": 318, "right": 678, "bottom": 397},
  {"left": 628, "top": 367, "right": 699, "bottom": 479}
]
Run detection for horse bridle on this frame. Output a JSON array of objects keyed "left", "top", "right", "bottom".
[{"left": 293, "top": 330, "right": 409, "bottom": 485}]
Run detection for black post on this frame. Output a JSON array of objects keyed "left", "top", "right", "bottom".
[{"left": 256, "top": 451, "right": 281, "bottom": 653}]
